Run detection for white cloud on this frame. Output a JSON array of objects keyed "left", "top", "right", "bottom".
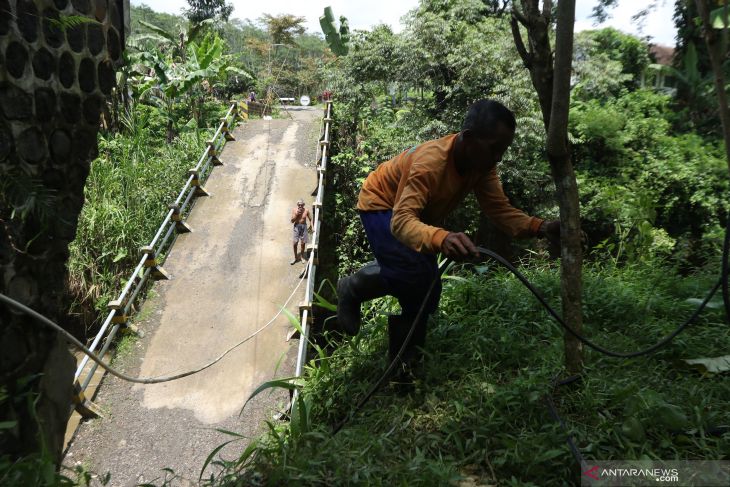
[
  {"left": 131, "top": 0, "right": 677, "bottom": 45},
  {"left": 131, "top": 0, "right": 420, "bottom": 35},
  {"left": 575, "top": 0, "right": 677, "bottom": 46}
]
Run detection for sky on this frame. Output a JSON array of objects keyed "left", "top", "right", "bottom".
[{"left": 131, "top": 0, "right": 678, "bottom": 46}]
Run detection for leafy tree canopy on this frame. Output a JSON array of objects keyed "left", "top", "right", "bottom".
[
  {"left": 185, "top": 0, "right": 234, "bottom": 25},
  {"left": 573, "top": 28, "right": 650, "bottom": 99},
  {"left": 261, "top": 13, "right": 306, "bottom": 45}
]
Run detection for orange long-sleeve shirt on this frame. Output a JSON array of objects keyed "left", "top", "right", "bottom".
[{"left": 357, "top": 134, "right": 543, "bottom": 253}]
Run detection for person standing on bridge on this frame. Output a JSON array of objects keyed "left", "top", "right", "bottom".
[
  {"left": 291, "top": 199, "right": 313, "bottom": 264},
  {"left": 336, "top": 99, "right": 560, "bottom": 378}
]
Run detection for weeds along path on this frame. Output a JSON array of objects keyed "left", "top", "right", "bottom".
[{"left": 63, "top": 107, "right": 322, "bottom": 485}]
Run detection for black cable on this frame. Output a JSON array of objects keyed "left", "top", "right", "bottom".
[
  {"left": 543, "top": 218, "right": 730, "bottom": 472},
  {"left": 332, "top": 262, "right": 444, "bottom": 434},
  {"left": 333, "top": 219, "right": 729, "bottom": 433},
  {"left": 475, "top": 245, "right": 724, "bottom": 358}
]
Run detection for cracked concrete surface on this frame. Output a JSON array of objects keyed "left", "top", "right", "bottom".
[{"left": 63, "top": 107, "right": 322, "bottom": 486}]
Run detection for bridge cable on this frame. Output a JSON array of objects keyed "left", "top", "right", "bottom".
[{"left": 0, "top": 269, "right": 307, "bottom": 385}]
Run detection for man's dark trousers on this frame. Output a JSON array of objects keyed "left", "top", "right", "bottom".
[{"left": 359, "top": 210, "right": 442, "bottom": 323}]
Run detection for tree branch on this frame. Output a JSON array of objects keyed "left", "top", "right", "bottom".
[
  {"left": 542, "top": 0, "right": 553, "bottom": 18},
  {"left": 512, "top": 4, "right": 529, "bottom": 26},
  {"left": 510, "top": 14, "right": 532, "bottom": 69}
]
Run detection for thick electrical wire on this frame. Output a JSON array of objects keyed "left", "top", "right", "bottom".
[
  {"left": 333, "top": 219, "right": 729, "bottom": 433},
  {"left": 476, "top": 246, "right": 724, "bottom": 358},
  {"left": 0, "top": 270, "right": 306, "bottom": 385}
]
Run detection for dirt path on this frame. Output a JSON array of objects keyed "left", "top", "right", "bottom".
[{"left": 63, "top": 107, "right": 322, "bottom": 486}]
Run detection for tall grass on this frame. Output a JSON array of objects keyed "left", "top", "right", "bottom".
[
  {"left": 66, "top": 102, "right": 224, "bottom": 335},
  {"left": 201, "top": 260, "right": 728, "bottom": 486}
]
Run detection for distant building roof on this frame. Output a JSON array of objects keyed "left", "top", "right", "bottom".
[{"left": 650, "top": 44, "right": 675, "bottom": 65}]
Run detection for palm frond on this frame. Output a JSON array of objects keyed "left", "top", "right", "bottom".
[
  {"left": 138, "top": 20, "right": 177, "bottom": 43},
  {"left": 0, "top": 169, "right": 58, "bottom": 222},
  {"left": 49, "top": 15, "right": 99, "bottom": 33}
]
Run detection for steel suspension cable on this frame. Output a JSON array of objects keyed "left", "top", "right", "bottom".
[{"left": 0, "top": 271, "right": 306, "bottom": 385}]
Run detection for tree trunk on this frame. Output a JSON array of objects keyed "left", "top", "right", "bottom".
[
  {"left": 695, "top": 0, "right": 730, "bottom": 176},
  {"left": 166, "top": 119, "right": 175, "bottom": 143},
  {"left": 475, "top": 216, "right": 515, "bottom": 265},
  {"left": 0, "top": 0, "right": 126, "bottom": 466},
  {"left": 512, "top": 0, "right": 583, "bottom": 373},
  {"left": 548, "top": 0, "right": 583, "bottom": 374}
]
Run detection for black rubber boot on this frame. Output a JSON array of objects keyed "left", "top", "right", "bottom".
[
  {"left": 387, "top": 314, "right": 427, "bottom": 393},
  {"left": 336, "top": 261, "right": 388, "bottom": 335},
  {"left": 387, "top": 314, "right": 426, "bottom": 366}
]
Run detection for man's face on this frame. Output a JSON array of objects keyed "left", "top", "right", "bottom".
[
  {"left": 462, "top": 123, "right": 515, "bottom": 174},
  {"left": 297, "top": 203, "right": 305, "bottom": 211}
]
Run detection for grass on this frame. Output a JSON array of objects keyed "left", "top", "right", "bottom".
[
  {"left": 135, "top": 289, "right": 159, "bottom": 322},
  {"left": 66, "top": 101, "right": 227, "bottom": 338},
  {"left": 202, "top": 258, "right": 729, "bottom": 486},
  {"left": 112, "top": 333, "right": 138, "bottom": 364}
]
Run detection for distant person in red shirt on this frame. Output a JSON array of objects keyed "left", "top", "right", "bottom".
[{"left": 290, "top": 199, "right": 312, "bottom": 264}]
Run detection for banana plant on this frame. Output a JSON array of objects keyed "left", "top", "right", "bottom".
[
  {"left": 183, "top": 34, "right": 251, "bottom": 125},
  {"left": 134, "top": 49, "right": 182, "bottom": 142},
  {"left": 319, "top": 6, "right": 350, "bottom": 56},
  {"left": 131, "top": 33, "right": 251, "bottom": 140},
  {"left": 132, "top": 18, "right": 216, "bottom": 61}
]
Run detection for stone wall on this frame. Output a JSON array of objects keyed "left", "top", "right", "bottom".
[{"left": 0, "top": 0, "right": 126, "bottom": 463}]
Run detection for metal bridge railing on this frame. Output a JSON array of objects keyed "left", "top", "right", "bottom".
[
  {"left": 72, "top": 101, "right": 242, "bottom": 416},
  {"left": 293, "top": 100, "right": 333, "bottom": 385}
]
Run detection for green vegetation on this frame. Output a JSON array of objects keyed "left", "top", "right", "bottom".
[
  {"left": 197, "top": 1, "right": 730, "bottom": 485},
  {"left": 319, "top": 7, "right": 350, "bottom": 56},
  {"left": 206, "top": 263, "right": 728, "bottom": 485},
  {"left": 66, "top": 103, "right": 216, "bottom": 330},
  {"left": 5, "top": 1, "right": 724, "bottom": 484}
]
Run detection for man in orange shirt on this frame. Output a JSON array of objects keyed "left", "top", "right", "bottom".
[{"left": 337, "top": 99, "right": 560, "bottom": 373}]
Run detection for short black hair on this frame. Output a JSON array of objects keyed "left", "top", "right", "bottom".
[{"left": 462, "top": 99, "right": 516, "bottom": 134}]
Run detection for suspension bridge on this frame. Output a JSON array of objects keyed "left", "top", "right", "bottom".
[{"left": 59, "top": 101, "right": 333, "bottom": 485}]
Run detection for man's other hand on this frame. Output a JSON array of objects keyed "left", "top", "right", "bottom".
[
  {"left": 538, "top": 220, "right": 560, "bottom": 246},
  {"left": 442, "top": 232, "right": 479, "bottom": 260}
]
